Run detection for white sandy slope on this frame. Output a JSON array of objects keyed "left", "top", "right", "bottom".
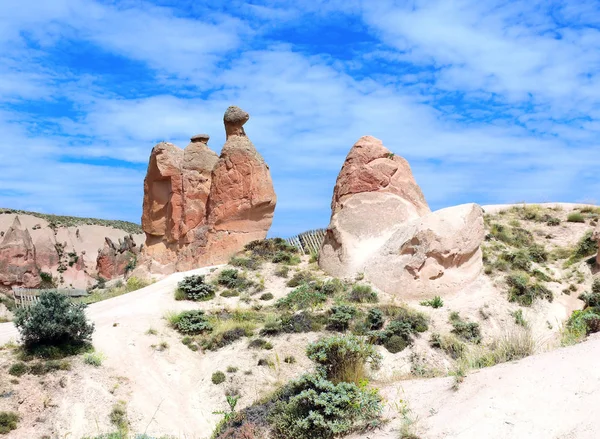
[{"left": 0, "top": 264, "right": 599, "bottom": 438}]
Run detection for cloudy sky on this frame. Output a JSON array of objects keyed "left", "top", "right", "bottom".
[{"left": 1, "top": 0, "right": 599, "bottom": 237}]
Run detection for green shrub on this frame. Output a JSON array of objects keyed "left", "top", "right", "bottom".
[
  {"left": 327, "top": 305, "right": 357, "bottom": 331},
  {"left": 261, "top": 312, "right": 325, "bottom": 336},
  {"left": 306, "top": 335, "right": 381, "bottom": 384},
  {"left": 284, "top": 356, "right": 296, "bottom": 364},
  {"left": 28, "top": 359, "right": 71, "bottom": 375},
  {"left": 176, "top": 275, "right": 216, "bottom": 301},
  {"left": 218, "top": 269, "right": 253, "bottom": 291},
  {"left": 171, "top": 310, "right": 213, "bottom": 335},
  {"left": 286, "top": 271, "right": 316, "bottom": 287},
  {"left": 202, "top": 326, "right": 252, "bottom": 351},
  {"left": 365, "top": 308, "right": 385, "bottom": 330},
  {"left": 83, "top": 351, "right": 105, "bottom": 367},
  {"left": 320, "top": 278, "right": 348, "bottom": 296},
  {"left": 109, "top": 402, "right": 127, "bottom": 431},
  {"left": 220, "top": 290, "right": 240, "bottom": 298},
  {"left": 259, "top": 293, "right": 274, "bottom": 301},
  {"left": 275, "top": 266, "right": 290, "bottom": 278},
  {"left": 527, "top": 243, "right": 548, "bottom": 263},
  {"left": 0, "top": 411, "right": 19, "bottom": 434},
  {"left": 272, "top": 251, "right": 301, "bottom": 265},
  {"left": 384, "top": 335, "right": 407, "bottom": 354},
  {"left": 248, "top": 338, "right": 273, "bottom": 350},
  {"left": 212, "top": 371, "right": 227, "bottom": 385},
  {"left": 8, "top": 362, "right": 28, "bottom": 376},
  {"left": 567, "top": 212, "right": 585, "bottom": 223},
  {"left": 276, "top": 283, "right": 327, "bottom": 310},
  {"left": 512, "top": 309, "right": 527, "bottom": 327},
  {"left": 489, "top": 223, "right": 534, "bottom": 247},
  {"left": 569, "top": 231, "right": 598, "bottom": 263},
  {"left": 14, "top": 291, "right": 94, "bottom": 349},
  {"left": 229, "top": 256, "right": 262, "bottom": 270},
  {"left": 429, "top": 333, "right": 465, "bottom": 359},
  {"left": 564, "top": 307, "right": 600, "bottom": 344},
  {"left": 369, "top": 307, "right": 428, "bottom": 353},
  {"left": 347, "top": 284, "right": 378, "bottom": 303},
  {"left": 268, "top": 372, "right": 383, "bottom": 439},
  {"left": 449, "top": 312, "right": 481, "bottom": 343},
  {"left": 506, "top": 272, "right": 553, "bottom": 306},
  {"left": 244, "top": 238, "right": 299, "bottom": 261},
  {"left": 420, "top": 296, "right": 444, "bottom": 308}
]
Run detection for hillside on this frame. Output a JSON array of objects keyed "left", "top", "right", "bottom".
[{"left": 0, "top": 203, "right": 597, "bottom": 438}]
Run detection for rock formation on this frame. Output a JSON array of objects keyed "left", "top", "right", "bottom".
[
  {"left": 96, "top": 235, "right": 140, "bottom": 280},
  {"left": 319, "top": 136, "right": 485, "bottom": 299},
  {"left": 139, "top": 106, "right": 276, "bottom": 273},
  {"left": 0, "top": 217, "right": 41, "bottom": 289}
]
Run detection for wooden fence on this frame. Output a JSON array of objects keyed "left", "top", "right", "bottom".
[
  {"left": 12, "top": 288, "right": 88, "bottom": 309},
  {"left": 286, "top": 228, "right": 326, "bottom": 255}
]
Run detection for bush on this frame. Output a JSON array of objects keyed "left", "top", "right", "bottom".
[
  {"left": 83, "top": 351, "right": 105, "bottom": 367},
  {"left": 547, "top": 217, "right": 561, "bottom": 226},
  {"left": 230, "top": 256, "right": 262, "bottom": 270},
  {"left": 365, "top": 308, "right": 385, "bottom": 331},
  {"left": 347, "top": 284, "right": 378, "bottom": 303},
  {"left": 248, "top": 338, "right": 273, "bottom": 350},
  {"left": 244, "top": 238, "right": 299, "bottom": 261},
  {"left": 259, "top": 293, "right": 274, "bottom": 301},
  {"left": 369, "top": 307, "right": 428, "bottom": 353},
  {"left": 109, "top": 402, "right": 127, "bottom": 431},
  {"left": 506, "top": 272, "right": 553, "bottom": 306},
  {"left": 171, "top": 310, "right": 213, "bottom": 335},
  {"left": 14, "top": 291, "right": 94, "bottom": 349},
  {"left": 218, "top": 269, "right": 254, "bottom": 291},
  {"left": 220, "top": 290, "right": 240, "bottom": 298},
  {"left": 275, "top": 266, "right": 290, "bottom": 278},
  {"left": 327, "top": 305, "right": 357, "bottom": 331},
  {"left": 429, "top": 333, "right": 465, "bottom": 359},
  {"left": 0, "top": 411, "right": 19, "bottom": 434},
  {"left": 449, "top": 312, "right": 481, "bottom": 343},
  {"left": 567, "top": 212, "right": 585, "bottom": 223},
  {"left": 203, "top": 326, "right": 252, "bottom": 351},
  {"left": 286, "top": 271, "right": 316, "bottom": 288},
  {"left": 569, "top": 231, "right": 598, "bottom": 263},
  {"left": 489, "top": 223, "right": 534, "bottom": 247},
  {"left": 276, "top": 283, "right": 327, "bottom": 310},
  {"left": 384, "top": 335, "right": 407, "bottom": 354},
  {"left": 176, "top": 275, "right": 216, "bottom": 301},
  {"left": 420, "top": 296, "right": 444, "bottom": 308},
  {"left": 212, "top": 371, "right": 227, "bottom": 385},
  {"left": 271, "top": 251, "right": 301, "bottom": 265},
  {"left": 8, "top": 362, "right": 28, "bottom": 377},
  {"left": 306, "top": 335, "right": 381, "bottom": 384},
  {"left": 268, "top": 372, "right": 382, "bottom": 439}
]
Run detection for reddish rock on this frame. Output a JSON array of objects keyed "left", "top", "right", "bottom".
[
  {"left": 33, "top": 234, "right": 59, "bottom": 269},
  {"left": 331, "top": 136, "right": 429, "bottom": 216},
  {"left": 0, "top": 217, "right": 41, "bottom": 288},
  {"left": 96, "top": 235, "right": 139, "bottom": 280},
  {"left": 139, "top": 106, "right": 276, "bottom": 273}
]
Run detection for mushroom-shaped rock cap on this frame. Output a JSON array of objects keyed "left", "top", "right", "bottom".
[
  {"left": 224, "top": 106, "right": 249, "bottom": 139},
  {"left": 190, "top": 134, "right": 210, "bottom": 143}
]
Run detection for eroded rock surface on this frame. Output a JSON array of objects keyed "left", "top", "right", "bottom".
[
  {"left": 0, "top": 217, "right": 41, "bottom": 289},
  {"left": 139, "top": 106, "right": 276, "bottom": 273},
  {"left": 319, "top": 136, "right": 484, "bottom": 298}
]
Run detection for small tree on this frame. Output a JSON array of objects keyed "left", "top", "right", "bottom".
[{"left": 14, "top": 291, "right": 94, "bottom": 348}]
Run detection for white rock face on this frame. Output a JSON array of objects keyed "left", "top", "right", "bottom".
[
  {"left": 319, "top": 135, "right": 485, "bottom": 299},
  {"left": 364, "top": 203, "right": 485, "bottom": 299}
]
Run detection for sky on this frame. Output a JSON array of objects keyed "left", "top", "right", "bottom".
[{"left": 1, "top": 0, "right": 599, "bottom": 237}]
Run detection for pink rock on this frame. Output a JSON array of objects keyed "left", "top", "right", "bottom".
[{"left": 0, "top": 217, "right": 41, "bottom": 288}]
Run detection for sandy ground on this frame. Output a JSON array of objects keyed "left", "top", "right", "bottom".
[{"left": 348, "top": 333, "right": 600, "bottom": 439}]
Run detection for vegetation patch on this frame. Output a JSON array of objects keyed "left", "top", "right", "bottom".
[
  {"left": 430, "top": 333, "right": 466, "bottom": 360},
  {"left": 167, "top": 310, "right": 213, "bottom": 335},
  {"left": 347, "top": 284, "right": 378, "bottom": 303},
  {"left": 420, "top": 296, "right": 444, "bottom": 308},
  {"left": 505, "top": 272, "right": 553, "bottom": 306},
  {"left": 369, "top": 306, "right": 428, "bottom": 353},
  {"left": 15, "top": 291, "right": 94, "bottom": 355},
  {"left": 276, "top": 282, "right": 328, "bottom": 310},
  {"left": 217, "top": 269, "right": 256, "bottom": 292},
  {"left": 327, "top": 305, "right": 357, "bottom": 331},
  {"left": 0, "top": 411, "right": 19, "bottom": 434},
  {"left": 212, "top": 371, "right": 227, "bottom": 385},
  {"left": 175, "top": 275, "right": 216, "bottom": 301},
  {"left": 449, "top": 312, "right": 481, "bottom": 343}
]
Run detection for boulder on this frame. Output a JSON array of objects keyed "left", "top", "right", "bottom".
[
  {"left": 319, "top": 136, "right": 430, "bottom": 277},
  {"left": 0, "top": 217, "right": 41, "bottom": 288},
  {"left": 364, "top": 204, "right": 484, "bottom": 299},
  {"left": 319, "top": 136, "right": 485, "bottom": 299}
]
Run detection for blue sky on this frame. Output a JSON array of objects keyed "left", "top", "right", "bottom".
[{"left": 1, "top": 0, "right": 599, "bottom": 237}]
